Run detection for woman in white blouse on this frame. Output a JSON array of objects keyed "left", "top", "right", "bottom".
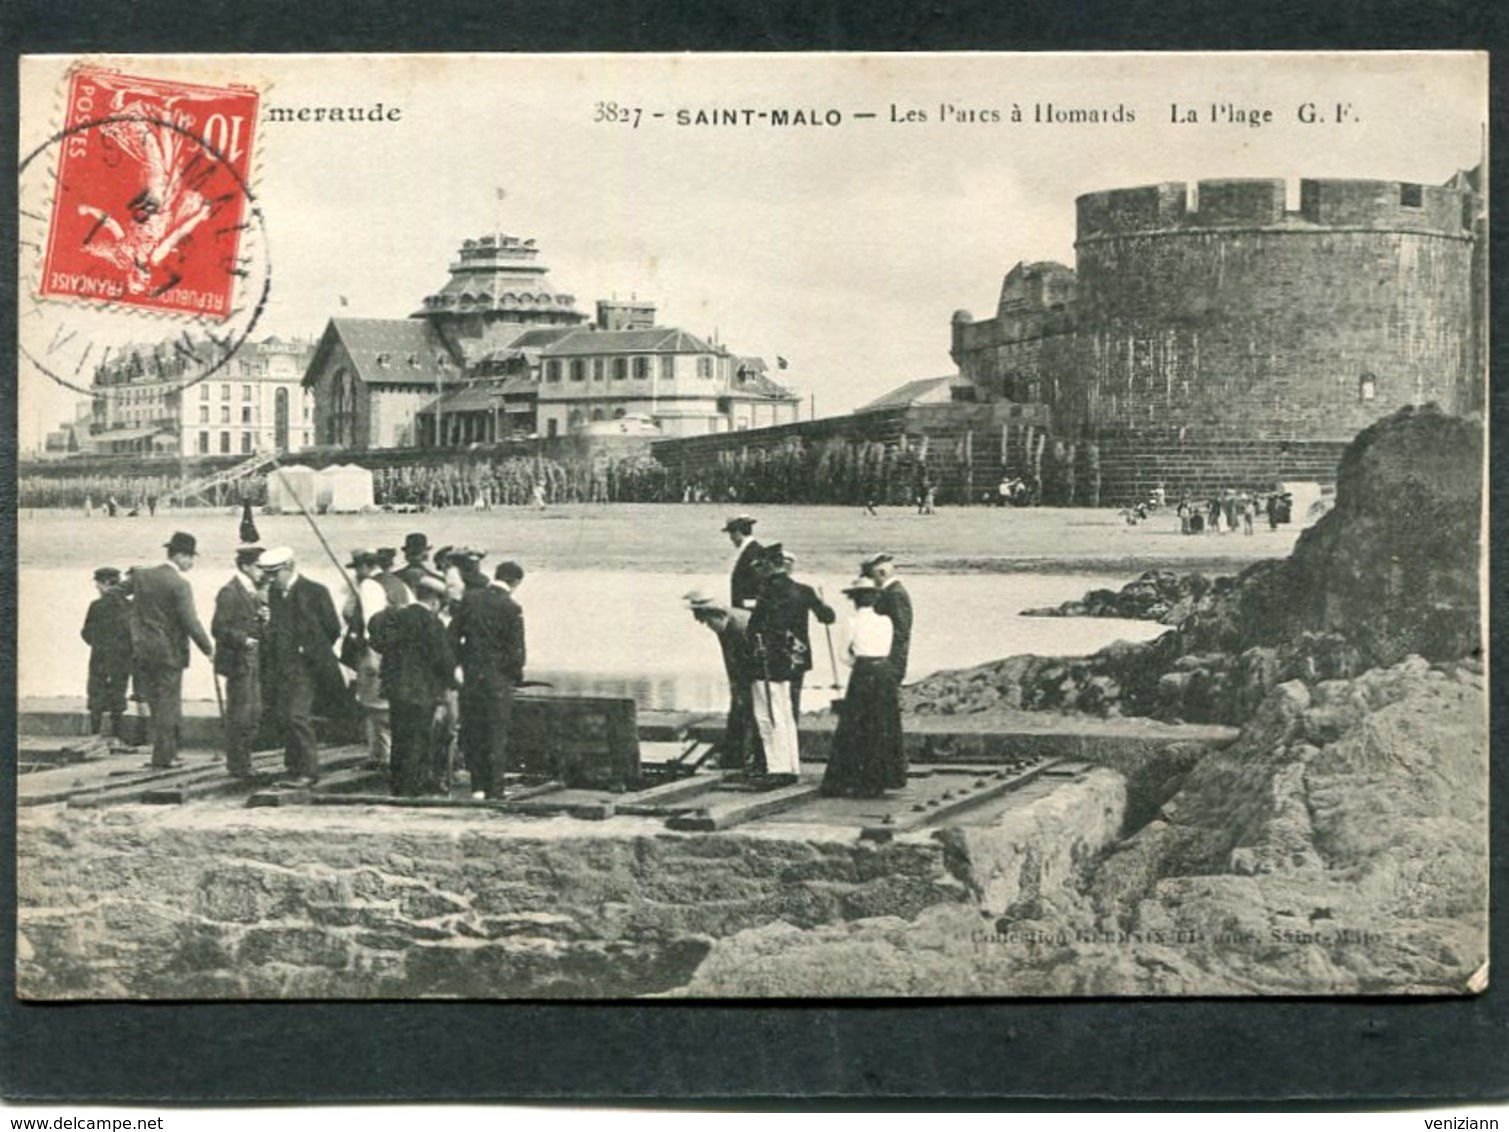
[{"left": 820, "top": 577, "right": 907, "bottom": 798}]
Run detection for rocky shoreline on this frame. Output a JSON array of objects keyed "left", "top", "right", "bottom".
[
  {"left": 1021, "top": 568, "right": 1231, "bottom": 625},
  {"left": 688, "top": 405, "right": 1487, "bottom": 996}
]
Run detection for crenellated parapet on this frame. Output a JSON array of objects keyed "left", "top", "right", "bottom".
[{"left": 1076, "top": 177, "right": 1474, "bottom": 243}]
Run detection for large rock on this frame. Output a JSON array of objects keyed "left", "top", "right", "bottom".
[
  {"left": 685, "top": 656, "right": 1487, "bottom": 997},
  {"left": 906, "top": 406, "right": 1482, "bottom": 726}
]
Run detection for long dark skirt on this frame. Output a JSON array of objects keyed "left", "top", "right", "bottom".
[{"left": 821, "top": 658, "right": 906, "bottom": 797}]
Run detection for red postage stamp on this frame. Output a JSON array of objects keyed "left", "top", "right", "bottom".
[{"left": 40, "top": 67, "right": 260, "bottom": 320}]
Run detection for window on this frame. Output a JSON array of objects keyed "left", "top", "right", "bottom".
[
  {"left": 661, "top": 356, "right": 675, "bottom": 381},
  {"left": 612, "top": 357, "right": 628, "bottom": 380},
  {"left": 242, "top": 384, "right": 252, "bottom": 401},
  {"left": 697, "top": 356, "right": 714, "bottom": 379},
  {"left": 547, "top": 419, "right": 558, "bottom": 438},
  {"left": 303, "top": 404, "right": 311, "bottom": 422},
  {"left": 198, "top": 431, "right": 209, "bottom": 454},
  {"left": 242, "top": 406, "right": 253, "bottom": 424},
  {"left": 570, "top": 359, "right": 587, "bottom": 382},
  {"left": 241, "top": 432, "right": 254, "bottom": 454},
  {"left": 200, "top": 384, "right": 209, "bottom": 401},
  {"left": 545, "top": 360, "right": 562, "bottom": 383},
  {"left": 593, "top": 358, "right": 606, "bottom": 382},
  {"left": 1359, "top": 372, "right": 1377, "bottom": 401},
  {"left": 220, "top": 383, "right": 230, "bottom": 400},
  {"left": 199, "top": 405, "right": 209, "bottom": 423},
  {"left": 219, "top": 431, "right": 231, "bottom": 453},
  {"left": 1400, "top": 183, "right": 1422, "bottom": 208},
  {"left": 220, "top": 405, "right": 231, "bottom": 424},
  {"left": 633, "top": 357, "right": 651, "bottom": 380}
]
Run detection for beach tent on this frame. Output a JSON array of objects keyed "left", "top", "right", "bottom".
[
  {"left": 320, "top": 464, "right": 375, "bottom": 513},
  {"left": 266, "top": 464, "right": 319, "bottom": 514}
]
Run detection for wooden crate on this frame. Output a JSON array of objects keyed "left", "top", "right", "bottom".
[{"left": 510, "top": 691, "right": 640, "bottom": 791}]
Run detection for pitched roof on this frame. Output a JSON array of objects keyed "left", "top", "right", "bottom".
[
  {"left": 305, "top": 319, "right": 461, "bottom": 388},
  {"left": 728, "top": 365, "right": 797, "bottom": 401},
  {"left": 506, "top": 327, "right": 579, "bottom": 350},
  {"left": 857, "top": 375, "right": 962, "bottom": 413},
  {"left": 419, "top": 376, "right": 538, "bottom": 415},
  {"left": 540, "top": 327, "right": 717, "bottom": 357}
]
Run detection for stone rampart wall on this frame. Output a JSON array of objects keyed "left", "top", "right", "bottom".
[{"left": 17, "top": 809, "right": 958, "bottom": 1000}]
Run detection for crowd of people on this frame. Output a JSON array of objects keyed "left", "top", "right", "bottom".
[
  {"left": 686, "top": 515, "right": 914, "bottom": 798},
  {"left": 1169, "top": 489, "right": 1294, "bottom": 535},
  {"left": 81, "top": 531, "right": 529, "bottom": 800},
  {"left": 81, "top": 512, "right": 921, "bottom": 804}
]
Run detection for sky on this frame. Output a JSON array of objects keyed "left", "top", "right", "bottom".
[{"left": 16, "top": 51, "right": 1487, "bottom": 452}]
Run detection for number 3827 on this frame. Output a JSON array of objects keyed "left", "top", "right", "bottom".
[{"left": 594, "top": 102, "right": 643, "bottom": 128}]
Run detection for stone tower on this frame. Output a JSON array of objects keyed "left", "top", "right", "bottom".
[
  {"left": 412, "top": 233, "right": 588, "bottom": 365},
  {"left": 1069, "top": 177, "right": 1480, "bottom": 440}
]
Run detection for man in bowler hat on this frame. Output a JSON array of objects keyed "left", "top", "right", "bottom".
[
  {"left": 370, "top": 574, "right": 458, "bottom": 796},
  {"left": 122, "top": 532, "right": 214, "bottom": 768},
  {"left": 396, "top": 533, "right": 438, "bottom": 597},
  {"left": 212, "top": 546, "right": 269, "bottom": 776},
  {"left": 449, "top": 560, "right": 527, "bottom": 800}
]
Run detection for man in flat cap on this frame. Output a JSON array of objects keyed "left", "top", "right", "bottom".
[
  {"left": 451, "top": 547, "right": 491, "bottom": 594},
  {"left": 260, "top": 546, "right": 343, "bottom": 788},
  {"left": 122, "top": 532, "right": 214, "bottom": 768},
  {"left": 685, "top": 589, "right": 759, "bottom": 776},
  {"left": 370, "top": 574, "right": 458, "bottom": 797},
  {"left": 449, "top": 560, "right": 527, "bottom": 800},
  {"left": 212, "top": 546, "right": 269, "bottom": 777},
  {"left": 723, "top": 515, "right": 763, "bottom": 611},
  {"left": 861, "top": 552, "right": 914, "bottom": 684},
  {"left": 80, "top": 567, "right": 133, "bottom": 742}
]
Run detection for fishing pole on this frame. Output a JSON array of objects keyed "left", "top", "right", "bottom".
[
  {"left": 816, "top": 582, "right": 842, "bottom": 690},
  {"left": 270, "top": 460, "right": 358, "bottom": 599}
]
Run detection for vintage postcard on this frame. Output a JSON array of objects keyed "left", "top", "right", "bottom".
[{"left": 14, "top": 51, "right": 1488, "bottom": 1001}]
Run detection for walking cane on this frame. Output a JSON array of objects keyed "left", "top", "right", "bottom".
[
  {"left": 212, "top": 671, "right": 230, "bottom": 758},
  {"left": 817, "top": 584, "right": 842, "bottom": 690}
]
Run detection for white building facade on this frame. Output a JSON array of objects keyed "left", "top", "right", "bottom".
[{"left": 90, "top": 336, "right": 317, "bottom": 457}]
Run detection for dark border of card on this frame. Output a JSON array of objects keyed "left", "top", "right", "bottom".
[{"left": 1, "top": 0, "right": 1506, "bottom": 1109}]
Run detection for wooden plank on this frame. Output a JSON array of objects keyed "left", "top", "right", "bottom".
[
  {"left": 304, "top": 777, "right": 565, "bottom": 811},
  {"left": 246, "top": 787, "right": 312, "bottom": 808},
  {"left": 139, "top": 772, "right": 282, "bottom": 805},
  {"left": 53, "top": 759, "right": 230, "bottom": 808},
  {"left": 665, "top": 780, "right": 822, "bottom": 832},
  {"left": 613, "top": 775, "right": 724, "bottom": 815},
  {"left": 859, "top": 758, "right": 1063, "bottom": 841},
  {"left": 309, "top": 793, "right": 496, "bottom": 810},
  {"left": 61, "top": 746, "right": 368, "bottom": 808}
]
